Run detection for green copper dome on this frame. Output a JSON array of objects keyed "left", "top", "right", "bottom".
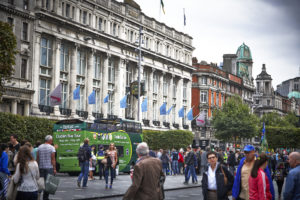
[{"left": 236, "top": 43, "right": 252, "bottom": 60}]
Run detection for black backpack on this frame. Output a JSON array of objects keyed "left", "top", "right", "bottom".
[
  {"left": 172, "top": 152, "right": 178, "bottom": 161},
  {"left": 78, "top": 146, "right": 87, "bottom": 163}
]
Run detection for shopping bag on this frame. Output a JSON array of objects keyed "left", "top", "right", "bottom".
[
  {"left": 45, "top": 174, "right": 59, "bottom": 195},
  {"left": 7, "top": 179, "right": 17, "bottom": 200}
]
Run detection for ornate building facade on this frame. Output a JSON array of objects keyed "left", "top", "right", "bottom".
[
  {"left": 191, "top": 43, "right": 256, "bottom": 149},
  {"left": 0, "top": 0, "right": 194, "bottom": 130}
]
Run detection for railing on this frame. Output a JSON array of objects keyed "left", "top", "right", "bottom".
[
  {"left": 59, "top": 108, "right": 71, "bottom": 116},
  {"left": 39, "top": 105, "right": 54, "bottom": 115},
  {"left": 183, "top": 125, "right": 189, "bottom": 129},
  {"left": 108, "top": 114, "right": 118, "bottom": 119},
  {"left": 173, "top": 123, "right": 179, "bottom": 128},
  {"left": 153, "top": 120, "right": 160, "bottom": 126},
  {"left": 76, "top": 110, "right": 88, "bottom": 119},
  {"left": 143, "top": 119, "right": 150, "bottom": 126},
  {"left": 92, "top": 112, "right": 103, "bottom": 119},
  {"left": 163, "top": 122, "right": 170, "bottom": 128}
]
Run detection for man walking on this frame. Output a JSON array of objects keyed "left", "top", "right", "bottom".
[
  {"left": 283, "top": 151, "right": 300, "bottom": 200},
  {"left": 171, "top": 149, "right": 179, "bottom": 175},
  {"left": 232, "top": 145, "right": 274, "bottom": 200},
  {"left": 37, "top": 135, "right": 56, "bottom": 200},
  {"left": 77, "top": 138, "right": 91, "bottom": 188},
  {"left": 201, "top": 146, "right": 210, "bottom": 175},
  {"left": 195, "top": 147, "right": 201, "bottom": 175},
  {"left": 123, "top": 142, "right": 164, "bottom": 200},
  {"left": 183, "top": 146, "right": 197, "bottom": 184},
  {"left": 227, "top": 148, "right": 236, "bottom": 175}
]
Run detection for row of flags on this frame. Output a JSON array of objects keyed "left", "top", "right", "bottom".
[
  {"left": 160, "top": 0, "right": 186, "bottom": 26},
  {"left": 49, "top": 83, "right": 206, "bottom": 125}
]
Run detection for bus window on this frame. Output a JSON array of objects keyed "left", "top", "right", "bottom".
[
  {"left": 115, "top": 146, "right": 124, "bottom": 158},
  {"left": 135, "top": 123, "right": 142, "bottom": 133},
  {"left": 107, "top": 124, "right": 117, "bottom": 132}
]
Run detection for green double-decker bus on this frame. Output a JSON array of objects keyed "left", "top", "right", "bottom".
[{"left": 53, "top": 118, "right": 142, "bottom": 174}]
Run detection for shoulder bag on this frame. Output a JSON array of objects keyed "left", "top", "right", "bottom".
[
  {"left": 29, "top": 167, "right": 45, "bottom": 192},
  {"left": 45, "top": 174, "right": 60, "bottom": 195},
  {"left": 220, "top": 165, "right": 232, "bottom": 196}
]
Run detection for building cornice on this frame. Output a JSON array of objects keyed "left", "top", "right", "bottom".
[{"left": 0, "top": 3, "right": 35, "bottom": 20}]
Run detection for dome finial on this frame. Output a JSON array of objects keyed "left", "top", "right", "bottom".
[{"left": 262, "top": 64, "right": 266, "bottom": 72}]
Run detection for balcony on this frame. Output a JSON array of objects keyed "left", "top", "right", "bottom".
[
  {"left": 183, "top": 125, "right": 189, "bottom": 129},
  {"left": 142, "top": 119, "right": 150, "bottom": 126},
  {"left": 38, "top": 105, "right": 54, "bottom": 115},
  {"left": 108, "top": 114, "right": 118, "bottom": 119},
  {"left": 163, "top": 122, "right": 170, "bottom": 128},
  {"left": 153, "top": 120, "right": 160, "bottom": 126},
  {"left": 173, "top": 123, "right": 179, "bottom": 129},
  {"left": 92, "top": 112, "right": 103, "bottom": 119},
  {"left": 76, "top": 110, "right": 88, "bottom": 119},
  {"left": 59, "top": 108, "right": 71, "bottom": 116}
]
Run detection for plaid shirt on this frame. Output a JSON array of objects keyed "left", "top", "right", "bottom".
[{"left": 38, "top": 144, "right": 55, "bottom": 169}]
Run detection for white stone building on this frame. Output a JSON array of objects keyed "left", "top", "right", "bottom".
[{"left": 0, "top": 0, "right": 194, "bottom": 130}]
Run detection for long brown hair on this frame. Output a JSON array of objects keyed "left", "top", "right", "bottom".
[
  {"left": 251, "top": 153, "right": 268, "bottom": 178},
  {"left": 17, "top": 146, "right": 34, "bottom": 174}
]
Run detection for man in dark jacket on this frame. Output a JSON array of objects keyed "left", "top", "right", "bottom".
[
  {"left": 227, "top": 149, "right": 236, "bottom": 175},
  {"left": 202, "top": 151, "right": 234, "bottom": 200},
  {"left": 195, "top": 147, "right": 201, "bottom": 175},
  {"left": 77, "top": 138, "right": 91, "bottom": 188},
  {"left": 183, "top": 146, "right": 196, "bottom": 184}
]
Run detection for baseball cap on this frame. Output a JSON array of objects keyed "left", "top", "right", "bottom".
[{"left": 243, "top": 145, "right": 255, "bottom": 152}]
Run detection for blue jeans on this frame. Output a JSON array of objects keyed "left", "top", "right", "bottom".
[
  {"left": 78, "top": 161, "right": 89, "bottom": 187},
  {"left": 105, "top": 166, "right": 114, "bottom": 185},
  {"left": 162, "top": 163, "right": 169, "bottom": 175},
  {"left": 39, "top": 168, "right": 53, "bottom": 200},
  {"left": 185, "top": 165, "right": 197, "bottom": 183},
  {"left": 172, "top": 160, "right": 179, "bottom": 175}
]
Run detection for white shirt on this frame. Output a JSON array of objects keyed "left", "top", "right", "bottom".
[
  {"left": 207, "top": 165, "right": 217, "bottom": 190},
  {"left": 38, "top": 143, "right": 55, "bottom": 169}
]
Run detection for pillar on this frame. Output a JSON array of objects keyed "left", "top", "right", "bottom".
[
  {"left": 148, "top": 68, "right": 154, "bottom": 126},
  {"left": 24, "top": 101, "right": 30, "bottom": 116},
  {"left": 177, "top": 78, "right": 183, "bottom": 129},
  {"left": 70, "top": 44, "right": 79, "bottom": 117},
  {"left": 11, "top": 100, "right": 17, "bottom": 115},
  {"left": 53, "top": 38, "right": 61, "bottom": 116},
  {"left": 87, "top": 49, "right": 95, "bottom": 121},
  {"left": 32, "top": 32, "right": 41, "bottom": 114},
  {"left": 101, "top": 53, "right": 109, "bottom": 117},
  {"left": 168, "top": 75, "right": 174, "bottom": 127}
]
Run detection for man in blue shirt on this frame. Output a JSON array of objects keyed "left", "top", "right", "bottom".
[
  {"left": 283, "top": 152, "right": 300, "bottom": 200},
  {"left": 77, "top": 138, "right": 91, "bottom": 188}
]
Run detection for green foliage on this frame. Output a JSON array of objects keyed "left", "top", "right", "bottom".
[
  {"left": 266, "top": 126, "right": 300, "bottom": 148},
  {"left": 0, "top": 112, "right": 55, "bottom": 144},
  {"left": 211, "top": 96, "right": 259, "bottom": 143},
  {"left": 0, "top": 21, "right": 17, "bottom": 96},
  {"left": 143, "top": 129, "right": 193, "bottom": 150}
]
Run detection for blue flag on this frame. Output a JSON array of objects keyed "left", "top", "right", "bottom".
[
  {"left": 261, "top": 122, "right": 265, "bottom": 141},
  {"left": 88, "top": 90, "right": 95, "bottom": 104},
  {"left": 178, "top": 106, "right": 184, "bottom": 118},
  {"left": 160, "top": 102, "right": 167, "bottom": 115},
  {"left": 187, "top": 108, "right": 193, "bottom": 120},
  {"left": 73, "top": 85, "right": 80, "bottom": 100},
  {"left": 120, "top": 95, "right": 127, "bottom": 108},
  {"left": 166, "top": 105, "right": 173, "bottom": 115},
  {"left": 103, "top": 94, "right": 109, "bottom": 103},
  {"left": 141, "top": 98, "right": 147, "bottom": 112}
]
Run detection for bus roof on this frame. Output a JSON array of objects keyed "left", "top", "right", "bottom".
[
  {"left": 55, "top": 119, "right": 84, "bottom": 124},
  {"left": 93, "top": 118, "right": 141, "bottom": 124}
]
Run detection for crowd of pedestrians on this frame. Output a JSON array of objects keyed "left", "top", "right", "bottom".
[{"left": 0, "top": 134, "right": 56, "bottom": 200}]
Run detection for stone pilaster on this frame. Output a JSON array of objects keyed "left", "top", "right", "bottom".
[
  {"left": 168, "top": 75, "right": 173, "bottom": 126},
  {"left": 187, "top": 79, "right": 192, "bottom": 131},
  {"left": 70, "top": 44, "right": 79, "bottom": 117},
  {"left": 148, "top": 68, "right": 154, "bottom": 126},
  {"left": 158, "top": 72, "right": 164, "bottom": 125},
  {"left": 101, "top": 53, "right": 109, "bottom": 117},
  {"left": 24, "top": 101, "right": 30, "bottom": 116},
  {"left": 116, "top": 58, "right": 126, "bottom": 118},
  {"left": 53, "top": 38, "right": 61, "bottom": 116},
  {"left": 11, "top": 100, "right": 17, "bottom": 115},
  {"left": 31, "top": 32, "right": 41, "bottom": 115},
  {"left": 177, "top": 78, "right": 183, "bottom": 129},
  {"left": 87, "top": 49, "right": 95, "bottom": 121}
]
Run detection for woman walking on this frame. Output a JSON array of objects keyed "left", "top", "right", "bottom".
[
  {"left": 249, "top": 153, "right": 272, "bottom": 200},
  {"left": 202, "top": 151, "right": 234, "bottom": 200},
  {"left": 274, "top": 154, "right": 286, "bottom": 199},
  {"left": 105, "top": 143, "right": 118, "bottom": 189},
  {"left": 0, "top": 144, "right": 10, "bottom": 200},
  {"left": 88, "top": 145, "right": 96, "bottom": 181},
  {"left": 13, "top": 145, "right": 39, "bottom": 200}
]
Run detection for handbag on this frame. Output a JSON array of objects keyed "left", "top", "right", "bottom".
[
  {"left": 28, "top": 167, "right": 45, "bottom": 191},
  {"left": 220, "top": 165, "right": 232, "bottom": 196},
  {"left": 101, "top": 158, "right": 107, "bottom": 165},
  {"left": 7, "top": 177, "right": 18, "bottom": 200},
  {"left": 45, "top": 174, "right": 59, "bottom": 195}
]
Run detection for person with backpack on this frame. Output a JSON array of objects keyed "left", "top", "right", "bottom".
[
  {"left": 171, "top": 149, "right": 179, "bottom": 175},
  {"left": 96, "top": 145, "right": 105, "bottom": 180},
  {"left": 77, "top": 138, "right": 91, "bottom": 188},
  {"left": 160, "top": 150, "right": 170, "bottom": 175}
]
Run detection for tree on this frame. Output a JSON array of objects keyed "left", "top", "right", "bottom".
[
  {"left": 211, "top": 96, "right": 258, "bottom": 148},
  {"left": 260, "top": 111, "right": 298, "bottom": 128},
  {"left": 0, "top": 21, "right": 17, "bottom": 97}
]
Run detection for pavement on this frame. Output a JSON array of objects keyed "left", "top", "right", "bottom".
[{"left": 49, "top": 174, "right": 202, "bottom": 200}]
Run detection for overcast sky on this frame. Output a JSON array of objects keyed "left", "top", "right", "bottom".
[{"left": 123, "top": 0, "right": 300, "bottom": 88}]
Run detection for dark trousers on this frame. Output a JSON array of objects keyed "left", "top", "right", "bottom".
[
  {"left": 105, "top": 166, "right": 114, "bottom": 185},
  {"left": 276, "top": 180, "right": 284, "bottom": 196},
  {"left": 98, "top": 161, "right": 105, "bottom": 179},
  {"left": 16, "top": 191, "right": 38, "bottom": 200},
  {"left": 78, "top": 161, "right": 89, "bottom": 187},
  {"left": 39, "top": 168, "right": 53, "bottom": 200}
]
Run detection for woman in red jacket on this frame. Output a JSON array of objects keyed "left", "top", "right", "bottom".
[
  {"left": 178, "top": 150, "right": 184, "bottom": 174},
  {"left": 249, "top": 153, "right": 272, "bottom": 200}
]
